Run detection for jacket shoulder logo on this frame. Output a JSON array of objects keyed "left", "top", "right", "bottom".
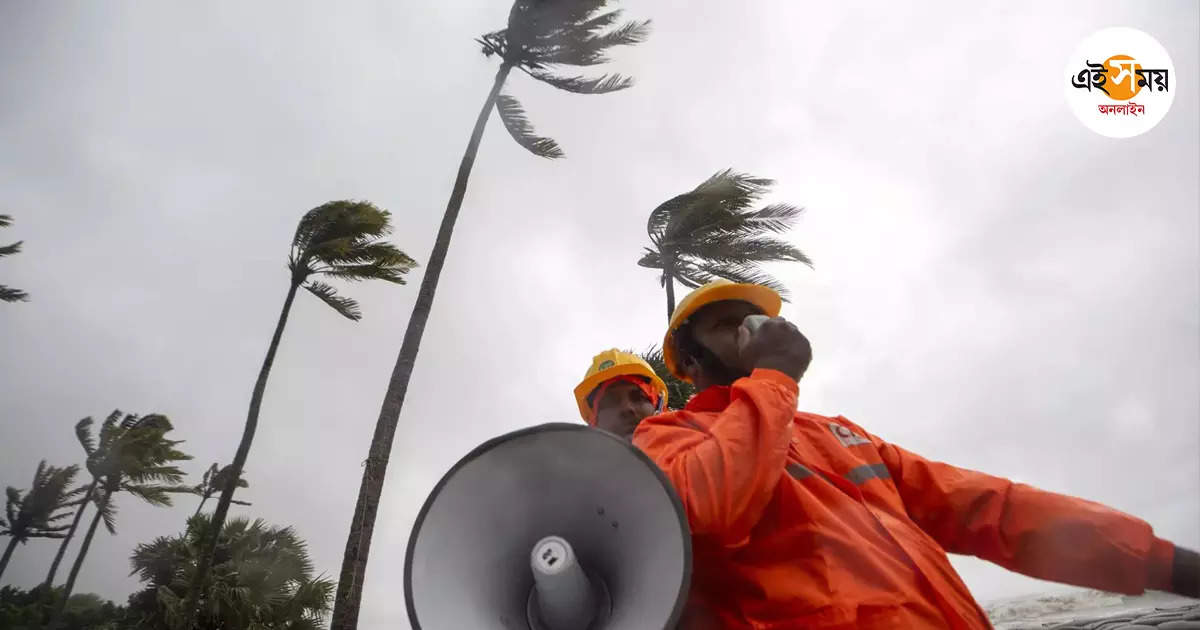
[{"left": 828, "top": 423, "right": 870, "bottom": 447}]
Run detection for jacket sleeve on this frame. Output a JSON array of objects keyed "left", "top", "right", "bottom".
[
  {"left": 632, "top": 369, "right": 797, "bottom": 545},
  {"left": 867, "top": 432, "right": 1175, "bottom": 595}
]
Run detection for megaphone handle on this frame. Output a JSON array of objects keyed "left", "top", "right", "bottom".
[{"left": 530, "top": 536, "right": 597, "bottom": 630}]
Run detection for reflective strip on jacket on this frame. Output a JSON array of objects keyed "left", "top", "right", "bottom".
[{"left": 633, "top": 369, "right": 1173, "bottom": 630}]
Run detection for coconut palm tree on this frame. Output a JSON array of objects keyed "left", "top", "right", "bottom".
[
  {"left": 46, "top": 413, "right": 192, "bottom": 629},
  {"left": 128, "top": 514, "right": 333, "bottom": 630},
  {"left": 42, "top": 414, "right": 121, "bottom": 590},
  {"left": 182, "top": 200, "right": 415, "bottom": 622},
  {"left": 189, "top": 463, "right": 249, "bottom": 517},
  {"left": 638, "top": 169, "right": 813, "bottom": 319},
  {"left": 1, "top": 214, "right": 29, "bottom": 303},
  {"left": 330, "top": 4, "right": 649, "bottom": 627},
  {"left": 0, "top": 462, "right": 80, "bottom": 581}
]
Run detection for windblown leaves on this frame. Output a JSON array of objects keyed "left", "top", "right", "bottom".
[
  {"left": 304, "top": 281, "right": 362, "bottom": 322},
  {"left": 1, "top": 213, "right": 28, "bottom": 303},
  {"left": 640, "top": 170, "right": 812, "bottom": 301},
  {"left": 475, "top": 2, "right": 650, "bottom": 158},
  {"left": 496, "top": 94, "right": 564, "bottom": 159},
  {"left": 1, "top": 461, "right": 80, "bottom": 542},
  {"left": 75, "top": 411, "right": 193, "bottom": 535},
  {"left": 127, "top": 514, "right": 334, "bottom": 629},
  {"left": 288, "top": 201, "right": 417, "bottom": 320}
]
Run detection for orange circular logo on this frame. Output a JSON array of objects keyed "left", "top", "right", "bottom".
[{"left": 1102, "top": 54, "right": 1143, "bottom": 100}]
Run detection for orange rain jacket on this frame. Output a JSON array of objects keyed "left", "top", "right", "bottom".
[{"left": 633, "top": 369, "right": 1176, "bottom": 630}]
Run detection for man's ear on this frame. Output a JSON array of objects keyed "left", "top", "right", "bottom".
[{"left": 681, "top": 355, "right": 701, "bottom": 383}]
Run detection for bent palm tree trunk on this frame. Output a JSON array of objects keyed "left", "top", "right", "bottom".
[
  {"left": 664, "top": 260, "right": 677, "bottom": 321},
  {"left": 329, "top": 63, "right": 512, "bottom": 630},
  {"left": 183, "top": 281, "right": 301, "bottom": 623},
  {"left": 43, "top": 479, "right": 96, "bottom": 588},
  {"left": 46, "top": 488, "right": 109, "bottom": 630},
  {"left": 0, "top": 535, "right": 18, "bottom": 581}
]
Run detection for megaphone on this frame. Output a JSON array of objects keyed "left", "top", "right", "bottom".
[{"left": 404, "top": 423, "right": 692, "bottom": 629}]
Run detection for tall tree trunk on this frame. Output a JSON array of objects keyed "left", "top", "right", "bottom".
[
  {"left": 663, "top": 254, "right": 677, "bottom": 320},
  {"left": 181, "top": 280, "right": 300, "bottom": 627},
  {"left": 665, "top": 274, "right": 677, "bottom": 320},
  {"left": 328, "top": 63, "right": 513, "bottom": 630},
  {"left": 45, "top": 488, "right": 109, "bottom": 630},
  {"left": 0, "top": 535, "right": 19, "bottom": 582},
  {"left": 43, "top": 479, "right": 97, "bottom": 588}
]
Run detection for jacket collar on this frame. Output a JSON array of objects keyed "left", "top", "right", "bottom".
[{"left": 685, "top": 384, "right": 733, "bottom": 412}]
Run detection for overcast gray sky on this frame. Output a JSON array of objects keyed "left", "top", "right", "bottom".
[{"left": 1, "top": 1, "right": 1197, "bottom": 628}]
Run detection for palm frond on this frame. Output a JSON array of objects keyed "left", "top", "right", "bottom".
[
  {"left": 48, "top": 510, "right": 76, "bottom": 523},
  {"left": 293, "top": 201, "right": 391, "bottom": 250},
  {"left": 528, "top": 70, "right": 633, "bottom": 94},
  {"left": 6, "top": 487, "right": 22, "bottom": 525},
  {"left": 646, "top": 192, "right": 698, "bottom": 243},
  {"left": 123, "top": 484, "right": 185, "bottom": 508},
  {"left": 679, "top": 235, "right": 812, "bottom": 266},
  {"left": 313, "top": 242, "right": 415, "bottom": 268},
  {"left": 584, "top": 18, "right": 652, "bottom": 49},
  {"left": 95, "top": 410, "right": 127, "bottom": 455},
  {"left": 535, "top": 19, "right": 652, "bottom": 67},
  {"left": 75, "top": 418, "right": 97, "bottom": 456},
  {"left": 735, "top": 203, "right": 805, "bottom": 233},
  {"left": 304, "top": 281, "right": 361, "bottom": 321},
  {"left": 672, "top": 260, "right": 717, "bottom": 289},
  {"left": 662, "top": 171, "right": 775, "bottom": 239},
  {"left": 573, "top": 8, "right": 623, "bottom": 37},
  {"left": 696, "top": 261, "right": 792, "bottom": 300},
  {"left": 636, "top": 249, "right": 663, "bottom": 271},
  {"left": 0, "top": 214, "right": 11, "bottom": 227},
  {"left": 0, "top": 240, "right": 21, "bottom": 257},
  {"left": 0, "top": 285, "right": 28, "bottom": 302},
  {"left": 495, "top": 94, "right": 564, "bottom": 159},
  {"left": 64, "top": 481, "right": 91, "bottom": 500},
  {"left": 124, "top": 466, "right": 188, "bottom": 486},
  {"left": 321, "top": 262, "right": 409, "bottom": 285},
  {"left": 692, "top": 169, "right": 775, "bottom": 200},
  {"left": 681, "top": 204, "right": 805, "bottom": 243}
]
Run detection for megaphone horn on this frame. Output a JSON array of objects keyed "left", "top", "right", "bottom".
[{"left": 404, "top": 423, "right": 692, "bottom": 630}]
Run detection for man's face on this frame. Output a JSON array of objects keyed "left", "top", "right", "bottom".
[
  {"left": 593, "top": 380, "right": 657, "bottom": 440},
  {"left": 684, "top": 300, "right": 763, "bottom": 386}
]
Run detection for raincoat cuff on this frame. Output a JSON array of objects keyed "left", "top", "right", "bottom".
[
  {"left": 750, "top": 368, "right": 800, "bottom": 393},
  {"left": 1147, "top": 537, "right": 1175, "bottom": 591}
]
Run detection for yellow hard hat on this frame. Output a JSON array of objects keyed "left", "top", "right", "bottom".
[
  {"left": 574, "top": 349, "right": 668, "bottom": 422},
  {"left": 662, "top": 279, "right": 782, "bottom": 381}
]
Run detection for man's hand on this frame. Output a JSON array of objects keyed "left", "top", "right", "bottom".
[{"left": 737, "top": 316, "right": 812, "bottom": 382}]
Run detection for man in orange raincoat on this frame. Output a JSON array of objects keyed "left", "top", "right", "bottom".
[{"left": 633, "top": 279, "right": 1199, "bottom": 629}]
